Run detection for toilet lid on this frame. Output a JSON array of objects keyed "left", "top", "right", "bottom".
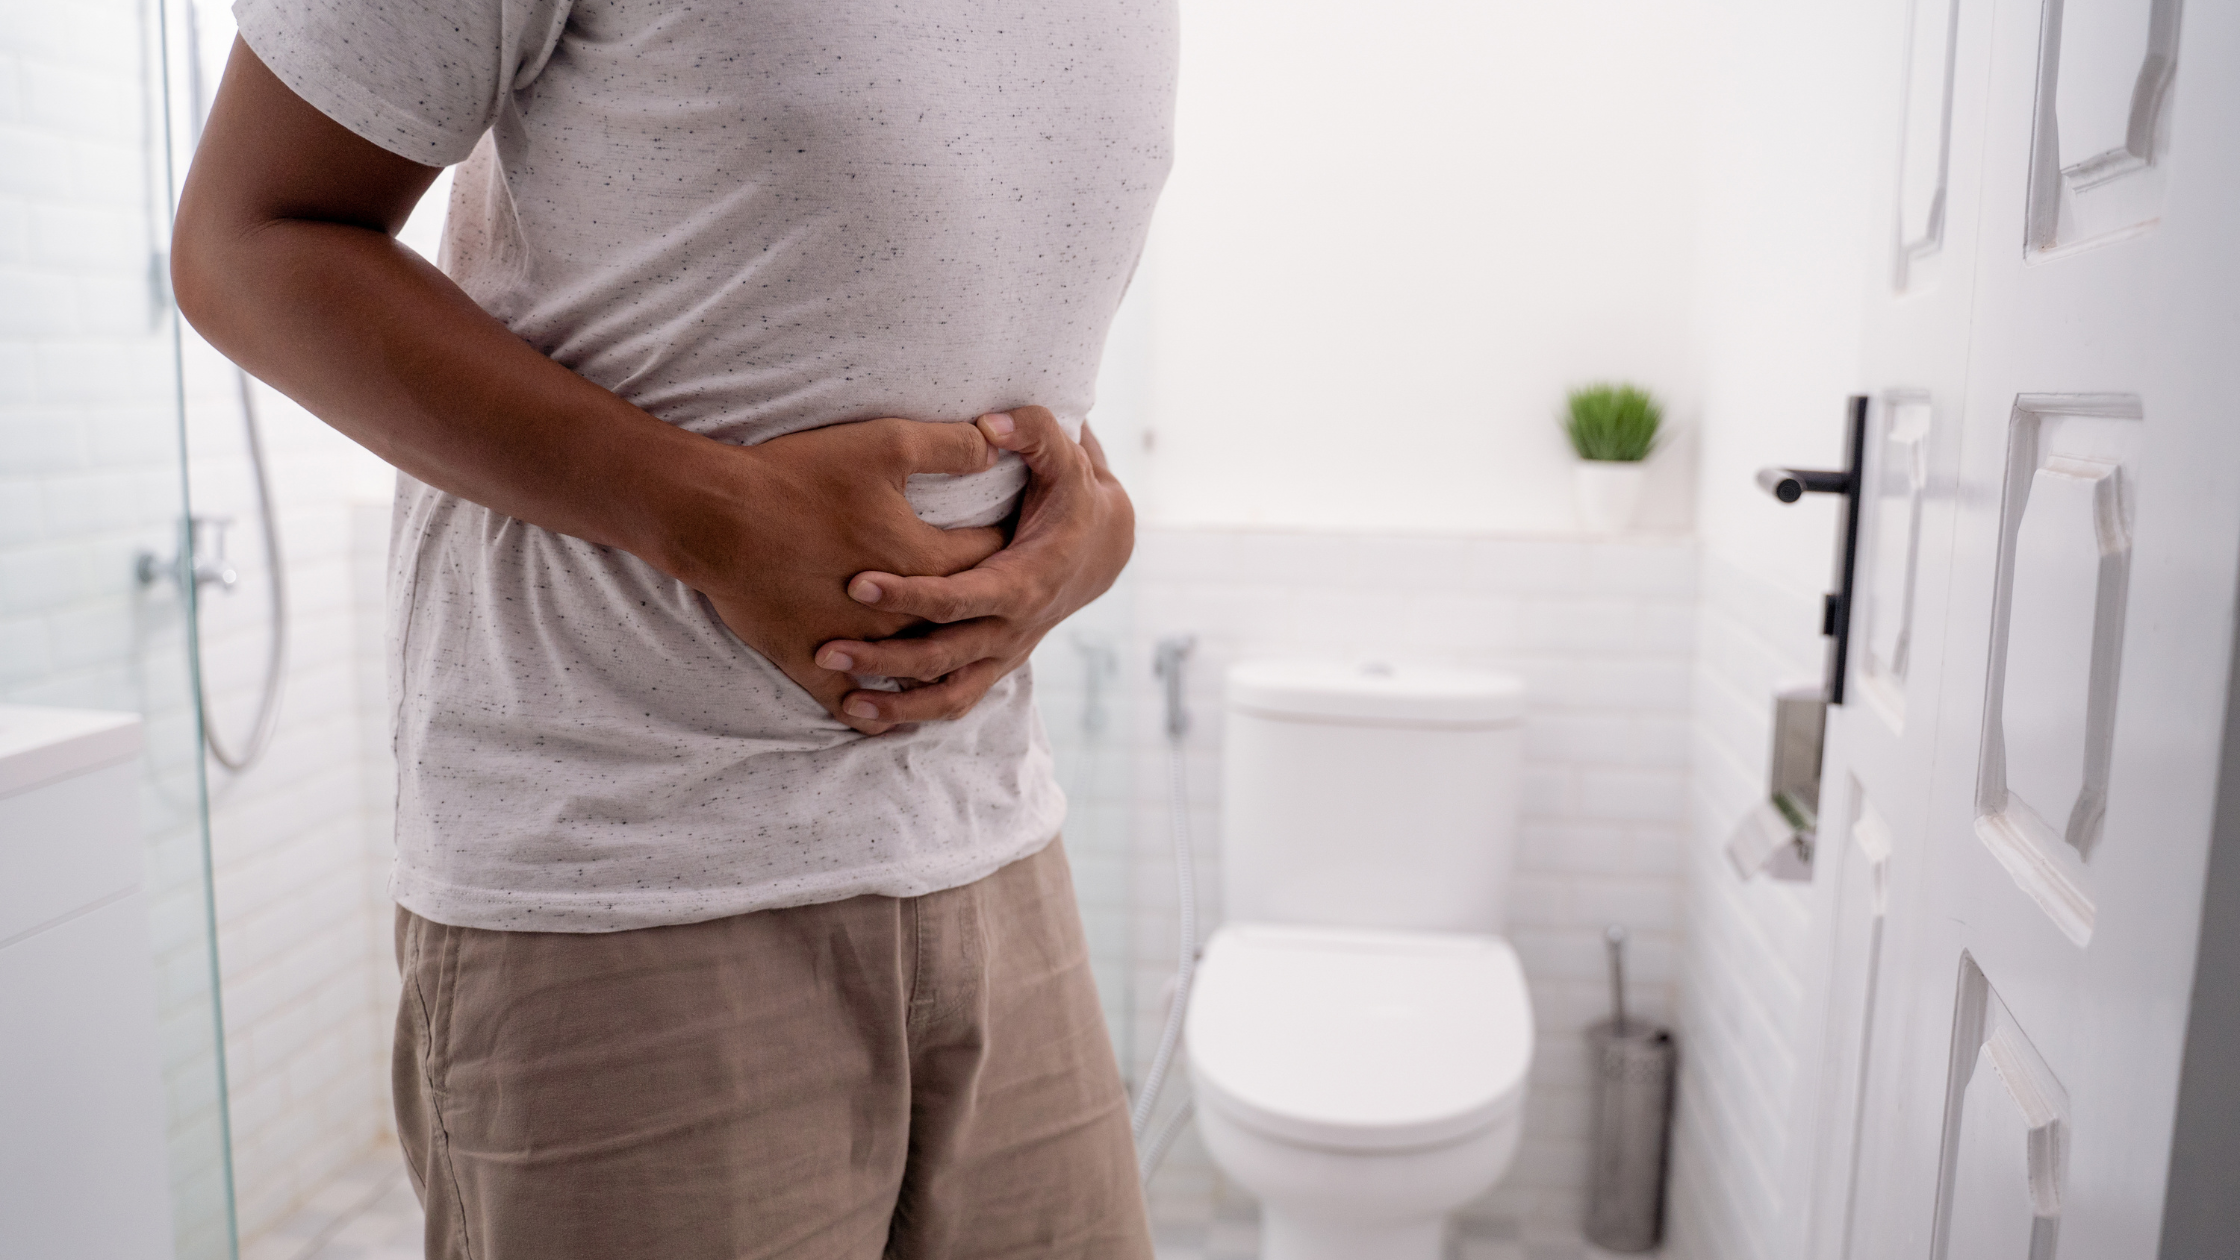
[{"left": 1185, "top": 924, "right": 1534, "bottom": 1152}]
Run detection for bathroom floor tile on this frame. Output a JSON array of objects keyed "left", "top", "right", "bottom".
[
  {"left": 1455, "top": 1241, "right": 1531, "bottom": 1260},
  {"left": 243, "top": 1128, "right": 1646, "bottom": 1260},
  {"left": 247, "top": 1142, "right": 422, "bottom": 1260}
]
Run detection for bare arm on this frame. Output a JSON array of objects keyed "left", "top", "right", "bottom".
[{"left": 173, "top": 39, "right": 997, "bottom": 732}]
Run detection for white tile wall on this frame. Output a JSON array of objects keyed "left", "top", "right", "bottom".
[
  {"left": 179, "top": 342, "right": 399, "bottom": 1242},
  {"left": 1, "top": 4, "right": 408, "bottom": 1235},
  {"left": 1027, "top": 585, "right": 1143, "bottom": 1071},
  {"left": 1660, "top": 551, "right": 1823, "bottom": 1260},
  {"left": 1122, "top": 525, "right": 1696, "bottom": 1240},
  {"left": 0, "top": 6, "right": 236, "bottom": 1257}
]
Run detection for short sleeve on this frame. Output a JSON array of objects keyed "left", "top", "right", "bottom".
[{"left": 233, "top": 0, "right": 572, "bottom": 167}]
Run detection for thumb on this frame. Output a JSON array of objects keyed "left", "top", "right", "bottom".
[
  {"left": 883, "top": 416, "right": 995, "bottom": 478},
  {"left": 976, "top": 406, "right": 1075, "bottom": 479}
]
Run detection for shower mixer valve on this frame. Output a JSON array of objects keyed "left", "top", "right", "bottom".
[{"left": 136, "top": 514, "right": 240, "bottom": 593}]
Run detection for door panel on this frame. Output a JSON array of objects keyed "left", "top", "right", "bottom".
[
  {"left": 2026, "top": 0, "right": 2181, "bottom": 251},
  {"left": 1931, "top": 955, "right": 2069, "bottom": 1260},
  {"left": 1974, "top": 396, "right": 2143, "bottom": 944},
  {"left": 1802, "top": 785, "right": 1896, "bottom": 1260},
  {"left": 1857, "top": 395, "right": 1934, "bottom": 722},
  {"left": 1833, "top": 0, "right": 2238, "bottom": 1252},
  {"left": 1791, "top": 0, "right": 1997, "bottom": 1252},
  {"left": 1898, "top": 0, "right": 1966, "bottom": 289}
]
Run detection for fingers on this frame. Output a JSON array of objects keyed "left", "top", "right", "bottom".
[
  {"left": 816, "top": 619, "right": 1003, "bottom": 683},
  {"left": 913, "top": 523, "right": 1006, "bottom": 576},
  {"left": 774, "top": 649, "right": 899, "bottom": 735},
  {"left": 846, "top": 562, "right": 1033, "bottom": 625},
  {"left": 837, "top": 658, "right": 1008, "bottom": 725},
  {"left": 975, "top": 406, "right": 1080, "bottom": 481},
  {"left": 877, "top": 416, "right": 995, "bottom": 477}
]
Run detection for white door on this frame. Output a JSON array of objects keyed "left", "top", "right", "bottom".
[{"left": 1802, "top": 0, "right": 2239, "bottom": 1254}]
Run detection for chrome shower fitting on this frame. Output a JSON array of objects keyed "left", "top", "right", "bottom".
[
  {"left": 136, "top": 514, "right": 240, "bottom": 593},
  {"left": 144, "top": 0, "right": 290, "bottom": 776},
  {"left": 1154, "top": 633, "right": 1195, "bottom": 741}
]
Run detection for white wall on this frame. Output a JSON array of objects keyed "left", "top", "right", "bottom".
[
  {"left": 163, "top": 0, "right": 449, "bottom": 1235},
  {"left": 0, "top": 5, "right": 235, "bottom": 1255},
  {"left": 178, "top": 337, "right": 397, "bottom": 1242},
  {"left": 1141, "top": 0, "right": 1704, "bottom": 535},
  {"left": 1662, "top": 0, "right": 1883, "bottom": 1257},
  {"left": 1126, "top": 527, "right": 1695, "bottom": 1247}
]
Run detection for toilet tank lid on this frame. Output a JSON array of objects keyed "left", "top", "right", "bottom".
[{"left": 1226, "top": 660, "right": 1526, "bottom": 726}]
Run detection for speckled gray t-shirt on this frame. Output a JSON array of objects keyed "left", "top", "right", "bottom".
[{"left": 234, "top": 0, "right": 1175, "bottom": 931}]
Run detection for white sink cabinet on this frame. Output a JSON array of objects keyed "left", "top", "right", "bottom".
[{"left": 0, "top": 706, "right": 179, "bottom": 1259}]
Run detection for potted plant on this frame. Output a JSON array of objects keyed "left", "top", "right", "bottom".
[{"left": 1562, "top": 383, "right": 1663, "bottom": 534}]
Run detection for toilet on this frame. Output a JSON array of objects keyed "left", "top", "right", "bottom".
[{"left": 1184, "top": 660, "right": 1532, "bottom": 1260}]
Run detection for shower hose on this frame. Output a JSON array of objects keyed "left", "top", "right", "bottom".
[
  {"left": 197, "top": 368, "right": 288, "bottom": 773},
  {"left": 157, "top": 0, "right": 288, "bottom": 771},
  {"left": 1134, "top": 636, "right": 1200, "bottom": 1181},
  {"left": 173, "top": 0, "right": 288, "bottom": 774}
]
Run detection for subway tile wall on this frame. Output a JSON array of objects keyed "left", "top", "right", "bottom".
[
  {"left": 1661, "top": 551, "right": 1823, "bottom": 1260},
  {"left": 1119, "top": 526, "right": 1696, "bottom": 1243},
  {"left": 178, "top": 349, "right": 398, "bottom": 1240},
  {"left": 2, "top": 3, "right": 405, "bottom": 1243},
  {"left": 1, "top": 5, "right": 239, "bottom": 1255}
]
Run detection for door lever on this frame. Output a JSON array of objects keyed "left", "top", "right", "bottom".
[
  {"left": 1756, "top": 394, "right": 1869, "bottom": 705},
  {"left": 1731, "top": 395, "right": 1867, "bottom": 883}
]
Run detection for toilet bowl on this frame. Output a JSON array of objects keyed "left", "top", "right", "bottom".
[
  {"left": 1186, "top": 661, "right": 1532, "bottom": 1260},
  {"left": 1187, "top": 925, "right": 1533, "bottom": 1260}
]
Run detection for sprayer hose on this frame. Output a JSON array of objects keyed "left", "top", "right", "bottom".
[{"left": 1131, "top": 736, "right": 1197, "bottom": 1150}]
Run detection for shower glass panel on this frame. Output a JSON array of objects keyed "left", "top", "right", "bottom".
[
  {"left": 1, "top": 1, "right": 239, "bottom": 1256},
  {"left": 1032, "top": 582, "right": 1138, "bottom": 1078},
  {"left": 1035, "top": 279, "right": 1152, "bottom": 1081},
  {"left": 154, "top": 1, "right": 420, "bottom": 1247}
]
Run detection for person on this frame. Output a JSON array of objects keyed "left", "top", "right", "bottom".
[{"left": 171, "top": 2, "right": 1175, "bottom": 1256}]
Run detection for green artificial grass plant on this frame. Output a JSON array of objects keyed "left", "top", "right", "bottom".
[{"left": 1562, "top": 383, "right": 1664, "bottom": 462}]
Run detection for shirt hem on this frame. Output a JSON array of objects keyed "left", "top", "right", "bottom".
[{"left": 388, "top": 827, "right": 1065, "bottom": 934}]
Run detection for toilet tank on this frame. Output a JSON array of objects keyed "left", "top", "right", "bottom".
[{"left": 1220, "top": 661, "right": 1526, "bottom": 934}]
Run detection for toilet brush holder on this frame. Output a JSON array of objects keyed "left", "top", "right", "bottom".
[
  {"left": 1584, "top": 1018, "right": 1677, "bottom": 1252},
  {"left": 1585, "top": 925, "right": 1675, "bottom": 1253}
]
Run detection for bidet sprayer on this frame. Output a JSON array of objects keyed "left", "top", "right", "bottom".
[{"left": 1154, "top": 635, "right": 1196, "bottom": 743}]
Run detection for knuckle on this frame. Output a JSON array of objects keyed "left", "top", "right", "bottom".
[{"left": 872, "top": 419, "right": 912, "bottom": 462}]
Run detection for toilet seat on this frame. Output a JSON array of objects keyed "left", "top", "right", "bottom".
[{"left": 1185, "top": 924, "right": 1533, "bottom": 1153}]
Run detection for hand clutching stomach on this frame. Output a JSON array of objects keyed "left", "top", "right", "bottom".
[
  {"left": 684, "top": 406, "right": 1131, "bottom": 736},
  {"left": 811, "top": 405, "right": 1136, "bottom": 729}
]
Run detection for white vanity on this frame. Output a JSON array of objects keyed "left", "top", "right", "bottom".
[{"left": 1, "top": 706, "right": 178, "bottom": 1259}]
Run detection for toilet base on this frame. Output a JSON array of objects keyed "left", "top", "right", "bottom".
[
  {"left": 1262, "top": 1210, "right": 1444, "bottom": 1260},
  {"left": 1194, "top": 1097, "right": 1522, "bottom": 1260}
]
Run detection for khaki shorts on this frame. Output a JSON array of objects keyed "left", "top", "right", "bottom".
[{"left": 391, "top": 838, "right": 1152, "bottom": 1260}]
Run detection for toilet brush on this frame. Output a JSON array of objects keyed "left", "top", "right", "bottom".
[
  {"left": 1585, "top": 924, "right": 1678, "bottom": 1253},
  {"left": 1605, "top": 925, "right": 1629, "bottom": 1036}
]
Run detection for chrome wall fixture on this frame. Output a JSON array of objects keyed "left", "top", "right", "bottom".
[{"left": 139, "top": 0, "right": 291, "bottom": 775}]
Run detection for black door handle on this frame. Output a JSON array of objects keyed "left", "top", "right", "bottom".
[{"left": 1756, "top": 395, "right": 1869, "bottom": 705}]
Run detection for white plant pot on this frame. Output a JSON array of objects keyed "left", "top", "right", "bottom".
[{"left": 1573, "top": 460, "right": 1648, "bottom": 534}]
